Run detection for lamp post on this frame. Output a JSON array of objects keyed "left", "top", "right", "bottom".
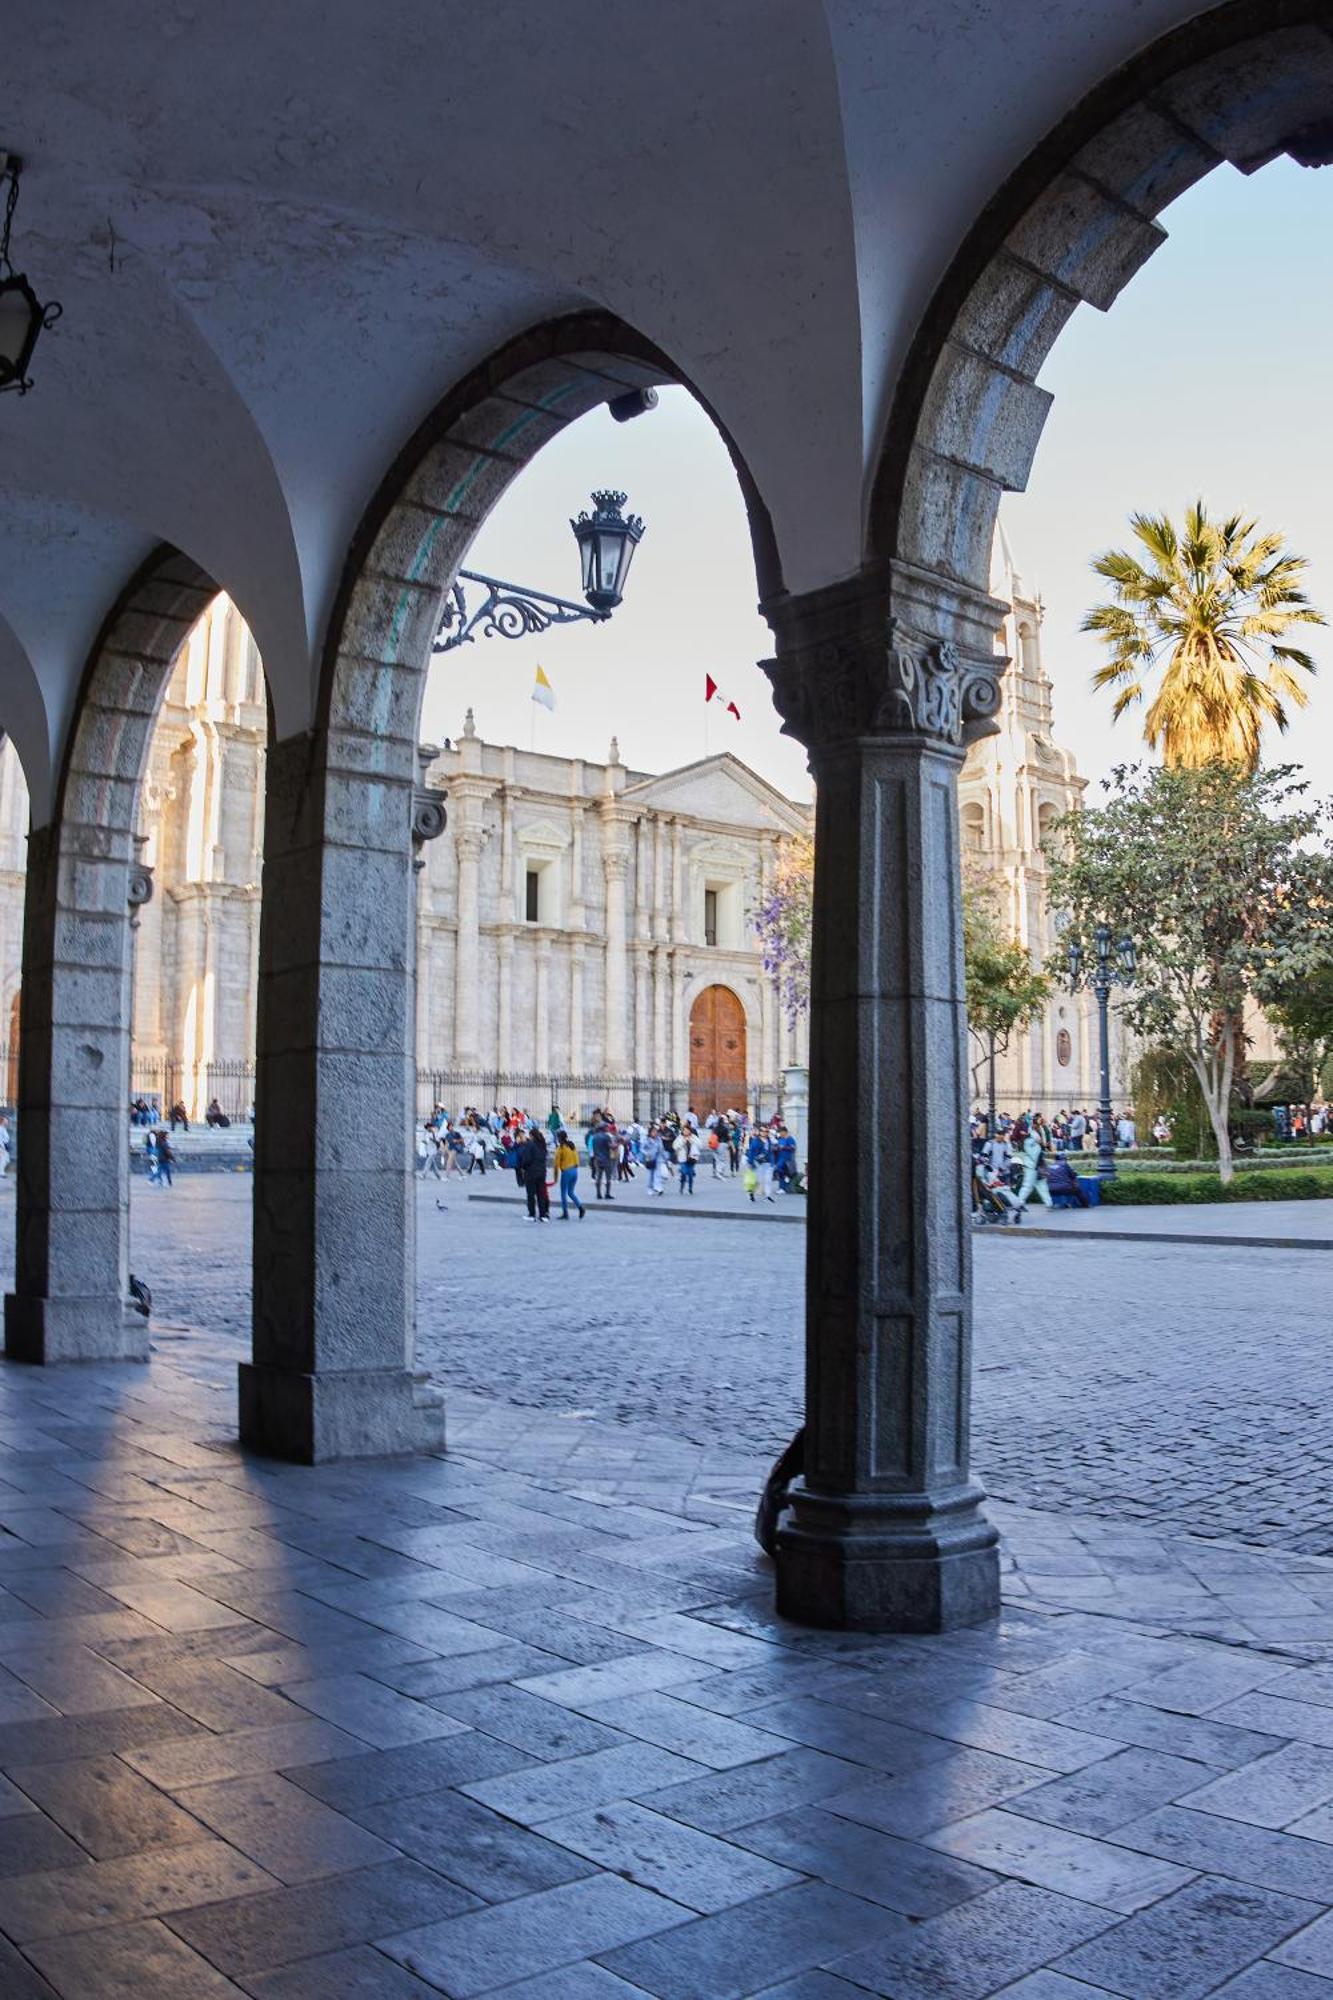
[
  {"left": 433, "top": 489, "right": 646, "bottom": 654},
  {"left": 1067, "top": 923, "right": 1136, "bottom": 1180}
]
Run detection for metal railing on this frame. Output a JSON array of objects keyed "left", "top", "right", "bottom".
[{"left": 0, "top": 1041, "right": 786, "bottom": 1131}]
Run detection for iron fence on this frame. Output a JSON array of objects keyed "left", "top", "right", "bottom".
[
  {"left": 129, "top": 1058, "right": 255, "bottom": 1123},
  {"left": 0, "top": 1042, "right": 785, "bottom": 1130}
]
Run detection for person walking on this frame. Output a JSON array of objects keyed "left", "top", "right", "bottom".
[
  {"left": 642, "top": 1123, "right": 667, "bottom": 1195},
  {"left": 674, "top": 1125, "right": 699, "bottom": 1194},
  {"left": 590, "top": 1121, "right": 616, "bottom": 1201},
  {"left": 517, "top": 1127, "right": 550, "bottom": 1220},
  {"left": 746, "top": 1125, "right": 775, "bottom": 1202},
  {"left": 553, "top": 1129, "right": 586, "bottom": 1219},
  {"left": 151, "top": 1127, "right": 175, "bottom": 1188},
  {"left": 1015, "top": 1120, "right": 1052, "bottom": 1210}
]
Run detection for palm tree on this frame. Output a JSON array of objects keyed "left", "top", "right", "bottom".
[{"left": 1083, "top": 501, "right": 1324, "bottom": 771}]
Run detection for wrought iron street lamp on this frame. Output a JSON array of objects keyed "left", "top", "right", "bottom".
[
  {"left": 1066, "top": 922, "right": 1136, "bottom": 1180},
  {"left": 433, "top": 489, "right": 646, "bottom": 654},
  {"left": 0, "top": 155, "right": 62, "bottom": 396}
]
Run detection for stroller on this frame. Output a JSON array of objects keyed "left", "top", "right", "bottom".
[{"left": 972, "top": 1162, "right": 1022, "bottom": 1225}]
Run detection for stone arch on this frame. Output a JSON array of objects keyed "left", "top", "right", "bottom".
[
  {"left": 243, "top": 313, "right": 782, "bottom": 1461},
  {"left": 6, "top": 547, "right": 219, "bottom": 1363},
  {"left": 870, "top": 3, "right": 1333, "bottom": 619}
]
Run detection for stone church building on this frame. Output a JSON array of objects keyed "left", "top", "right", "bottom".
[{"left": 0, "top": 582, "right": 1113, "bottom": 1119}]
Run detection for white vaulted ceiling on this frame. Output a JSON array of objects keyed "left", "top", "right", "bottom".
[{"left": 0, "top": 0, "right": 1230, "bottom": 816}]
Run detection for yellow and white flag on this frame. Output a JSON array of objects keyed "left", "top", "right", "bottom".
[{"left": 531, "top": 665, "right": 556, "bottom": 712}]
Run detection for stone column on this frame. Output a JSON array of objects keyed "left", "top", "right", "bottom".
[
  {"left": 651, "top": 944, "right": 668, "bottom": 1079},
  {"left": 651, "top": 815, "right": 667, "bottom": 943},
  {"left": 601, "top": 814, "right": 632, "bottom": 1074},
  {"left": 568, "top": 943, "right": 584, "bottom": 1076},
  {"left": 534, "top": 940, "right": 551, "bottom": 1076},
  {"left": 242, "top": 729, "right": 445, "bottom": 1462},
  {"left": 670, "top": 818, "right": 685, "bottom": 941},
  {"left": 451, "top": 817, "right": 486, "bottom": 1070},
  {"left": 496, "top": 933, "right": 514, "bottom": 1079},
  {"left": 633, "top": 944, "right": 649, "bottom": 1078},
  {"left": 4, "top": 824, "right": 148, "bottom": 1363},
  {"left": 760, "top": 569, "right": 1006, "bottom": 1631},
  {"left": 669, "top": 954, "right": 685, "bottom": 1081}
]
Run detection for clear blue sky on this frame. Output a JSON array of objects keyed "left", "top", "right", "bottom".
[{"left": 423, "top": 156, "right": 1333, "bottom": 800}]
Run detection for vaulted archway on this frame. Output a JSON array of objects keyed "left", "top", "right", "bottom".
[{"left": 243, "top": 313, "right": 780, "bottom": 1461}]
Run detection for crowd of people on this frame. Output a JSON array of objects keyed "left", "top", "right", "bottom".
[
  {"left": 973, "top": 1106, "right": 1144, "bottom": 1154},
  {"left": 413, "top": 1102, "right": 802, "bottom": 1218},
  {"left": 968, "top": 1106, "right": 1145, "bottom": 1222}
]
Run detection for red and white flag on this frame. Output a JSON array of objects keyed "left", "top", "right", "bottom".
[{"left": 705, "top": 673, "right": 741, "bottom": 722}]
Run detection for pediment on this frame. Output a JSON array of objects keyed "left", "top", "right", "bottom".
[
  {"left": 621, "top": 754, "right": 808, "bottom": 833},
  {"left": 515, "top": 816, "right": 570, "bottom": 851}
]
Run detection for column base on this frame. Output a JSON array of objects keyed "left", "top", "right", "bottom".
[
  {"left": 775, "top": 1481, "right": 1000, "bottom": 1633},
  {"left": 4, "top": 1294, "right": 150, "bottom": 1365},
  {"left": 238, "top": 1363, "right": 446, "bottom": 1464}
]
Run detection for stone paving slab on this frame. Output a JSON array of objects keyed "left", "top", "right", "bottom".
[{"left": 9, "top": 1333, "right": 1333, "bottom": 1990}]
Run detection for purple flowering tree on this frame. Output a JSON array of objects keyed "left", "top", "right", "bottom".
[{"left": 753, "top": 834, "right": 814, "bottom": 1030}]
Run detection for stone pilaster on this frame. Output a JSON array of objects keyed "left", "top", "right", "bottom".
[
  {"left": 534, "top": 939, "right": 551, "bottom": 1075},
  {"left": 496, "top": 933, "right": 514, "bottom": 1075},
  {"left": 243, "top": 730, "right": 443, "bottom": 1463},
  {"left": 759, "top": 566, "right": 1005, "bottom": 1631},
  {"left": 451, "top": 807, "right": 488, "bottom": 1069},
  {"left": 670, "top": 818, "right": 684, "bottom": 942},
  {"left": 652, "top": 815, "right": 668, "bottom": 943},
  {"left": 569, "top": 942, "right": 584, "bottom": 1074},
  {"left": 652, "top": 943, "right": 668, "bottom": 1077},
  {"left": 5, "top": 823, "right": 147, "bottom": 1364},
  {"left": 601, "top": 813, "right": 632, "bottom": 1073},
  {"left": 633, "top": 943, "right": 649, "bottom": 1079}
]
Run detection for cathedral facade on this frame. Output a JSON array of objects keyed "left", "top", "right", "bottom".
[
  {"left": 0, "top": 587, "right": 1118, "bottom": 1120},
  {"left": 958, "top": 561, "right": 1123, "bottom": 1114}
]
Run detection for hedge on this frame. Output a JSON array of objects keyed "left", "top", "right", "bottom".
[
  {"left": 1116, "top": 1150, "right": 1332, "bottom": 1175},
  {"left": 1100, "top": 1168, "right": 1333, "bottom": 1205}
]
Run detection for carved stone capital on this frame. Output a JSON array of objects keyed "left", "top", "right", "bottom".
[
  {"left": 127, "top": 839, "right": 154, "bottom": 927},
  {"left": 760, "top": 572, "right": 1005, "bottom": 753},
  {"left": 411, "top": 742, "right": 448, "bottom": 857},
  {"left": 411, "top": 788, "right": 448, "bottom": 849}
]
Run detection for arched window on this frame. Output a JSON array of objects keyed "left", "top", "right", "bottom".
[
  {"left": 961, "top": 801, "right": 986, "bottom": 852},
  {"left": 1036, "top": 801, "right": 1058, "bottom": 853}
]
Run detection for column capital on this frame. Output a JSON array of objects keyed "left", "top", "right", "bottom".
[{"left": 760, "top": 570, "right": 1005, "bottom": 754}]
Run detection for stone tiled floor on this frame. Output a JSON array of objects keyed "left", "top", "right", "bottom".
[{"left": 6, "top": 1340, "right": 1333, "bottom": 1993}]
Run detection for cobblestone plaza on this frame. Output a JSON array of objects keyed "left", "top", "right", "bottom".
[{"left": 99, "top": 1181, "right": 1333, "bottom": 1566}]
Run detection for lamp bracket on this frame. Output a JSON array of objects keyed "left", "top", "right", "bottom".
[{"left": 432, "top": 569, "right": 610, "bottom": 654}]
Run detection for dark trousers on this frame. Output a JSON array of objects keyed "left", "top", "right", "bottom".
[{"left": 524, "top": 1174, "right": 549, "bottom": 1219}]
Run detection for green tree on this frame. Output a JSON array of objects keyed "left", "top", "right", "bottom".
[
  {"left": 1265, "top": 964, "right": 1333, "bottom": 1106},
  {"left": 1049, "top": 763, "right": 1333, "bottom": 1184},
  {"left": 963, "top": 866, "right": 1050, "bottom": 1132},
  {"left": 753, "top": 845, "right": 1047, "bottom": 1135},
  {"left": 1084, "top": 501, "right": 1324, "bottom": 772}
]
